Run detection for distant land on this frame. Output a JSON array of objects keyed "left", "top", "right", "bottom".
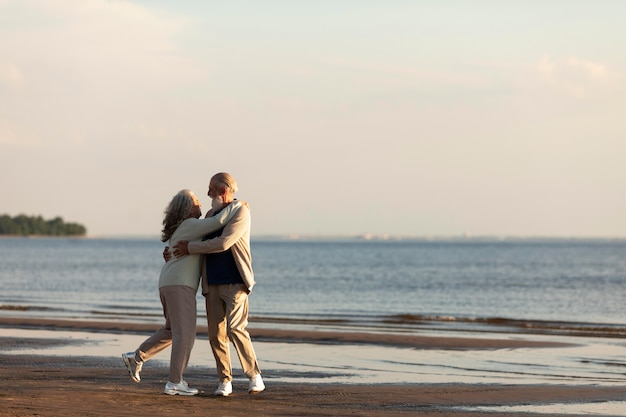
[{"left": 0, "top": 214, "right": 87, "bottom": 237}]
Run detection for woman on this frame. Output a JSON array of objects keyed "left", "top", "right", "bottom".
[{"left": 122, "top": 189, "right": 242, "bottom": 396}]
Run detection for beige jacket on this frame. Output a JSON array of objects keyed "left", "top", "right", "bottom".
[{"left": 187, "top": 203, "right": 255, "bottom": 293}]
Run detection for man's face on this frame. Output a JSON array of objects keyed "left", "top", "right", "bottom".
[
  {"left": 208, "top": 181, "right": 224, "bottom": 211},
  {"left": 207, "top": 181, "right": 220, "bottom": 199}
]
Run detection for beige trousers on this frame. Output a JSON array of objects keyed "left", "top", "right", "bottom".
[
  {"left": 137, "top": 285, "right": 197, "bottom": 383},
  {"left": 205, "top": 284, "right": 261, "bottom": 382}
]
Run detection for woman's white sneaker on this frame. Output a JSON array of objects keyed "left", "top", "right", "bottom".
[
  {"left": 121, "top": 352, "right": 143, "bottom": 383},
  {"left": 164, "top": 380, "right": 199, "bottom": 396}
]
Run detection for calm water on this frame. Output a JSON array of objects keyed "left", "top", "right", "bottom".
[{"left": 1, "top": 237, "right": 625, "bottom": 336}]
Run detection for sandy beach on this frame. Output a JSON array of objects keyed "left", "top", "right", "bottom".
[{"left": 1, "top": 318, "right": 625, "bottom": 416}]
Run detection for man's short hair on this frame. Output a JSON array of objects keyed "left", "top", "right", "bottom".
[{"left": 212, "top": 172, "right": 238, "bottom": 195}]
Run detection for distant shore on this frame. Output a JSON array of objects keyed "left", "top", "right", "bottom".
[{"left": 4, "top": 234, "right": 626, "bottom": 241}]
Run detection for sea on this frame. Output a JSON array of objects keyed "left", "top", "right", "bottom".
[
  {"left": 1, "top": 236, "right": 625, "bottom": 337},
  {"left": 4, "top": 237, "right": 626, "bottom": 414}
]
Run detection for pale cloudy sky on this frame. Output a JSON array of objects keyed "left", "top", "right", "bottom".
[{"left": 1, "top": 0, "right": 625, "bottom": 238}]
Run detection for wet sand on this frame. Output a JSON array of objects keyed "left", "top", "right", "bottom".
[{"left": 1, "top": 317, "right": 625, "bottom": 416}]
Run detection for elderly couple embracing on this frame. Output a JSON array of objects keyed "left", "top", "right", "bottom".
[{"left": 122, "top": 172, "right": 264, "bottom": 397}]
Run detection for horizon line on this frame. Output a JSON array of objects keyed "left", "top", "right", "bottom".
[{"left": 76, "top": 233, "right": 626, "bottom": 241}]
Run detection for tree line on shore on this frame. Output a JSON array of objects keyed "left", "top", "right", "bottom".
[{"left": 0, "top": 214, "right": 87, "bottom": 236}]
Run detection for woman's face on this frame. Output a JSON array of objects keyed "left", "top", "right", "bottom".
[{"left": 190, "top": 194, "right": 202, "bottom": 219}]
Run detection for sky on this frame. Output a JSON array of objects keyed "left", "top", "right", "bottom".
[{"left": 1, "top": 1, "right": 626, "bottom": 238}]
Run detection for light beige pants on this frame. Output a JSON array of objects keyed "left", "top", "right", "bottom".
[
  {"left": 205, "top": 283, "right": 261, "bottom": 382},
  {"left": 137, "top": 285, "right": 197, "bottom": 383}
]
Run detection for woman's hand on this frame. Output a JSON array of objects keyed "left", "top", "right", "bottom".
[{"left": 163, "top": 246, "right": 172, "bottom": 262}]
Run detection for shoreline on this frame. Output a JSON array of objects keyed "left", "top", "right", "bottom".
[
  {"left": 0, "top": 316, "right": 573, "bottom": 350},
  {"left": 2, "top": 317, "right": 626, "bottom": 416}
]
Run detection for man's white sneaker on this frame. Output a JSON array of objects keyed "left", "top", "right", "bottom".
[
  {"left": 215, "top": 380, "right": 232, "bottom": 396},
  {"left": 248, "top": 374, "right": 265, "bottom": 394},
  {"left": 121, "top": 352, "right": 143, "bottom": 383},
  {"left": 163, "top": 380, "right": 199, "bottom": 396}
]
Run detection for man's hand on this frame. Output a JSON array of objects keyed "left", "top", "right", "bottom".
[
  {"left": 173, "top": 240, "right": 190, "bottom": 258},
  {"left": 163, "top": 246, "right": 172, "bottom": 263}
]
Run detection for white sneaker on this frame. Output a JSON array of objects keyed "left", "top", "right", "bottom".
[
  {"left": 248, "top": 374, "right": 265, "bottom": 394},
  {"left": 164, "top": 380, "right": 199, "bottom": 396},
  {"left": 215, "top": 380, "right": 232, "bottom": 396},
  {"left": 121, "top": 352, "right": 143, "bottom": 383}
]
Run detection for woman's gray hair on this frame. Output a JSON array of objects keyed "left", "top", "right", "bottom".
[
  {"left": 161, "top": 189, "right": 195, "bottom": 242},
  {"left": 211, "top": 172, "right": 238, "bottom": 196}
]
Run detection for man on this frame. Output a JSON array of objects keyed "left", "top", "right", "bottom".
[{"left": 173, "top": 172, "right": 264, "bottom": 397}]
